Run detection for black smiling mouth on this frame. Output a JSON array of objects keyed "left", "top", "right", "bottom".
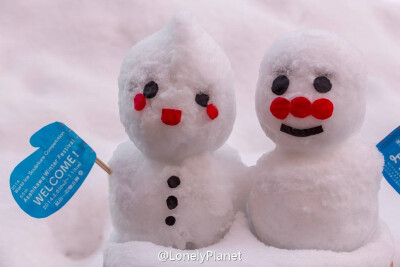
[{"left": 280, "top": 124, "right": 323, "bottom": 137}]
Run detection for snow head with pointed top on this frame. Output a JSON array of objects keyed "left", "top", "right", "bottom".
[
  {"left": 118, "top": 13, "right": 235, "bottom": 162},
  {"left": 255, "top": 29, "right": 366, "bottom": 153}
]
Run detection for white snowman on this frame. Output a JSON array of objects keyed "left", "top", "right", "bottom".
[
  {"left": 248, "top": 30, "right": 384, "bottom": 251},
  {"left": 108, "top": 13, "right": 244, "bottom": 249}
]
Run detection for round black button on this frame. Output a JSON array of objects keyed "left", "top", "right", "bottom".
[
  {"left": 271, "top": 75, "right": 290, "bottom": 95},
  {"left": 143, "top": 81, "right": 159, "bottom": 98},
  {"left": 195, "top": 93, "right": 209, "bottom": 107},
  {"left": 167, "top": 176, "right": 180, "bottom": 188},
  {"left": 165, "top": 216, "right": 176, "bottom": 226},
  {"left": 313, "top": 76, "right": 332, "bottom": 93},
  {"left": 166, "top": 195, "right": 178, "bottom": 209}
]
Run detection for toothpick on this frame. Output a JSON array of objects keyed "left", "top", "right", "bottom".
[{"left": 95, "top": 158, "right": 112, "bottom": 175}]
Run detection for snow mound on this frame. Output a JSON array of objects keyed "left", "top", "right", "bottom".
[{"left": 103, "top": 212, "right": 394, "bottom": 267}]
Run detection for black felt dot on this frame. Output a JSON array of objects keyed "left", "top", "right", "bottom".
[
  {"left": 271, "top": 75, "right": 290, "bottom": 95},
  {"left": 313, "top": 76, "right": 332, "bottom": 93},
  {"left": 166, "top": 195, "right": 178, "bottom": 209},
  {"left": 143, "top": 81, "right": 159, "bottom": 98},
  {"left": 195, "top": 93, "right": 209, "bottom": 107},
  {"left": 165, "top": 216, "right": 176, "bottom": 226},
  {"left": 167, "top": 176, "right": 181, "bottom": 188}
]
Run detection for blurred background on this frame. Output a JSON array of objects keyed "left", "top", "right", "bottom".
[{"left": 1, "top": 0, "right": 400, "bottom": 266}]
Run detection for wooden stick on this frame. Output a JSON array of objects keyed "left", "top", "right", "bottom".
[{"left": 95, "top": 157, "right": 112, "bottom": 175}]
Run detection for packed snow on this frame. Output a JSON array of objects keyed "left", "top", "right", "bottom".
[
  {"left": 249, "top": 30, "right": 383, "bottom": 252},
  {"left": 108, "top": 13, "right": 247, "bottom": 250},
  {"left": 1, "top": 1, "right": 400, "bottom": 266},
  {"left": 104, "top": 213, "right": 394, "bottom": 267},
  {"left": 255, "top": 30, "right": 366, "bottom": 152},
  {"left": 249, "top": 138, "right": 384, "bottom": 252},
  {"left": 118, "top": 13, "right": 235, "bottom": 162},
  {"left": 108, "top": 141, "right": 244, "bottom": 249}
]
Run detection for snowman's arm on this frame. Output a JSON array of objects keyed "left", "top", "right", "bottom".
[
  {"left": 108, "top": 140, "right": 143, "bottom": 183},
  {"left": 353, "top": 140, "right": 384, "bottom": 186}
]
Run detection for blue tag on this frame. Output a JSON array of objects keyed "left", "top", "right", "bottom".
[
  {"left": 377, "top": 126, "right": 400, "bottom": 195},
  {"left": 10, "top": 122, "right": 96, "bottom": 218}
]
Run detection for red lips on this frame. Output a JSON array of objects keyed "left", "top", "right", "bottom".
[
  {"left": 161, "top": 109, "right": 182, "bottom": 126},
  {"left": 270, "top": 97, "right": 334, "bottom": 120}
]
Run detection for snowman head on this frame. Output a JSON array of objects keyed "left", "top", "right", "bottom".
[
  {"left": 118, "top": 13, "right": 235, "bottom": 162},
  {"left": 256, "top": 30, "right": 366, "bottom": 152}
]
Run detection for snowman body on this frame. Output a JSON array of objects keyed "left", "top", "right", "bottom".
[
  {"left": 249, "top": 139, "right": 382, "bottom": 251},
  {"left": 108, "top": 13, "right": 243, "bottom": 249},
  {"left": 109, "top": 141, "right": 235, "bottom": 249},
  {"left": 248, "top": 30, "right": 383, "bottom": 251}
]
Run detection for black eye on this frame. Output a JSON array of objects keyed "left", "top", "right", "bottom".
[
  {"left": 195, "top": 93, "right": 209, "bottom": 107},
  {"left": 143, "top": 81, "right": 158, "bottom": 98},
  {"left": 313, "top": 76, "right": 332, "bottom": 93},
  {"left": 271, "top": 75, "right": 289, "bottom": 95}
]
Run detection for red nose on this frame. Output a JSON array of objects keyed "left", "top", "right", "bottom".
[
  {"left": 270, "top": 97, "right": 334, "bottom": 120},
  {"left": 161, "top": 109, "right": 182, "bottom": 126},
  {"left": 291, "top": 97, "right": 311, "bottom": 118}
]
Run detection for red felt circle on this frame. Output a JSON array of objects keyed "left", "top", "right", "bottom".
[
  {"left": 311, "top": 98, "right": 334, "bottom": 120},
  {"left": 207, "top": 104, "right": 219, "bottom": 120},
  {"left": 134, "top": 93, "right": 146, "bottom": 111},
  {"left": 161, "top": 109, "right": 182, "bottom": 126},
  {"left": 290, "top": 97, "right": 311, "bottom": 118},
  {"left": 270, "top": 97, "right": 291, "bottom": 120}
]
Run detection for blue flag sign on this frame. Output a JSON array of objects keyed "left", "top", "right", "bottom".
[
  {"left": 10, "top": 122, "right": 97, "bottom": 218},
  {"left": 377, "top": 126, "right": 400, "bottom": 195}
]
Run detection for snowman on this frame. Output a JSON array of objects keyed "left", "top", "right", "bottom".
[
  {"left": 248, "top": 30, "right": 384, "bottom": 251},
  {"left": 108, "top": 13, "right": 244, "bottom": 249}
]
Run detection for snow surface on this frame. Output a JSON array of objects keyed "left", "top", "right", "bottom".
[
  {"left": 104, "top": 212, "right": 394, "bottom": 267},
  {"left": 1, "top": 0, "right": 400, "bottom": 266}
]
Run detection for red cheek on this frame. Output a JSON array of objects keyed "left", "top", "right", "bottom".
[
  {"left": 134, "top": 93, "right": 146, "bottom": 111},
  {"left": 270, "top": 97, "right": 291, "bottom": 120},
  {"left": 207, "top": 104, "right": 218, "bottom": 120},
  {"left": 311, "top": 98, "right": 334, "bottom": 120}
]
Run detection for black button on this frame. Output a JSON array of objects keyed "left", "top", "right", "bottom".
[
  {"left": 166, "top": 195, "right": 178, "bottom": 209},
  {"left": 167, "top": 176, "right": 180, "bottom": 188},
  {"left": 271, "top": 75, "right": 290, "bottom": 95},
  {"left": 143, "top": 81, "right": 159, "bottom": 98},
  {"left": 313, "top": 76, "right": 332, "bottom": 93},
  {"left": 165, "top": 216, "right": 176, "bottom": 226},
  {"left": 195, "top": 93, "right": 209, "bottom": 107}
]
